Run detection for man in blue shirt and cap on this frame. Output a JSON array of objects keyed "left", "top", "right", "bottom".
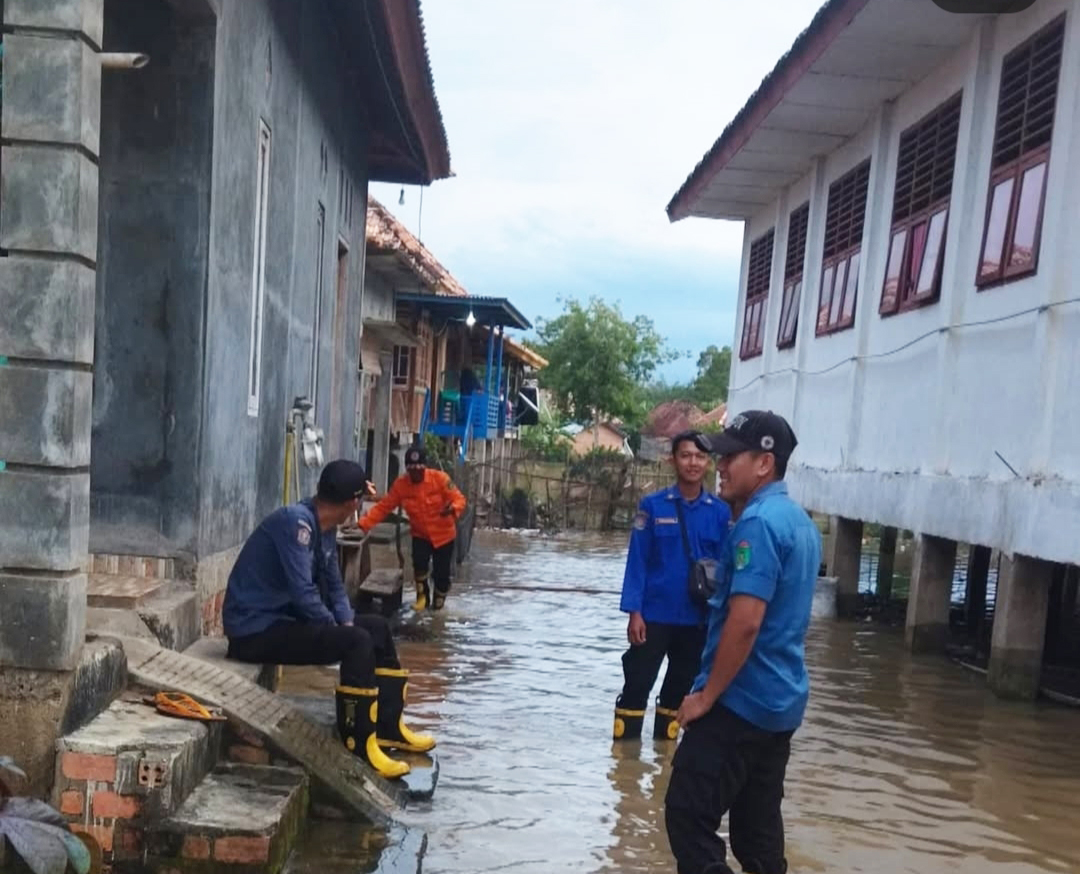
[
  {"left": 665, "top": 411, "right": 821, "bottom": 874},
  {"left": 223, "top": 459, "right": 434, "bottom": 780},
  {"left": 614, "top": 430, "right": 731, "bottom": 742}
]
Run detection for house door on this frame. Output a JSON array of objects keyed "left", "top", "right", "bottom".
[{"left": 329, "top": 238, "right": 349, "bottom": 454}]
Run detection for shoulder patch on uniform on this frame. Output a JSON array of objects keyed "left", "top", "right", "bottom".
[
  {"left": 633, "top": 510, "right": 649, "bottom": 530},
  {"left": 734, "top": 539, "right": 751, "bottom": 570},
  {"left": 297, "top": 523, "right": 312, "bottom": 546}
]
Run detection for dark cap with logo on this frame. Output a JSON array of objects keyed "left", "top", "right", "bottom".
[
  {"left": 317, "top": 459, "right": 369, "bottom": 503},
  {"left": 708, "top": 410, "right": 798, "bottom": 462},
  {"left": 404, "top": 446, "right": 427, "bottom": 467},
  {"left": 670, "top": 429, "right": 712, "bottom": 455}
]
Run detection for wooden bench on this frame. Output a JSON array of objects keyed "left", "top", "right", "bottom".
[{"left": 338, "top": 513, "right": 408, "bottom": 618}]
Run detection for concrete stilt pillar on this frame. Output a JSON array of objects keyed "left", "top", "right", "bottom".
[
  {"left": 828, "top": 516, "right": 862, "bottom": 618},
  {"left": 371, "top": 355, "right": 393, "bottom": 493},
  {"left": 877, "top": 526, "right": 898, "bottom": 603},
  {"left": 904, "top": 534, "right": 958, "bottom": 653},
  {"left": 0, "top": 0, "right": 104, "bottom": 793},
  {"left": 988, "top": 554, "right": 1052, "bottom": 700},
  {"left": 965, "top": 545, "right": 992, "bottom": 640}
]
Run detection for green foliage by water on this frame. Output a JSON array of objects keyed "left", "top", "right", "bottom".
[{"left": 532, "top": 297, "right": 679, "bottom": 424}]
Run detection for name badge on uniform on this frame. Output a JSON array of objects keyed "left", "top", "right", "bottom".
[
  {"left": 297, "top": 523, "right": 312, "bottom": 546},
  {"left": 654, "top": 517, "right": 678, "bottom": 525}
]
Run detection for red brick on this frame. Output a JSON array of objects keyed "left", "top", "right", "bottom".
[
  {"left": 62, "top": 753, "right": 116, "bottom": 782},
  {"left": 113, "top": 827, "right": 143, "bottom": 860},
  {"left": 214, "top": 836, "right": 270, "bottom": 864},
  {"left": 228, "top": 744, "right": 270, "bottom": 766},
  {"left": 59, "top": 790, "right": 84, "bottom": 815},
  {"left": 181, "top": 835, "right": 211, "bottom": 860},
  {"left": 72, "top": 824, "right": 113, "bottom": 854},
  {"left": 92, "top": 790, "right": 141, "bottom": 820}
]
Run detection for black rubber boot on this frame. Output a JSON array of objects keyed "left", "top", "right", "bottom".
[
  {"left": 335, "top": 685, "right": 409, "bottom": 778},
  {"left": 613, "top": 696, "right": 645, "bottom": 740},
  {"left": 653, "top": 703, "right": 680, "bottom": 740},
  {"left": 374, "top": 668, "right": 436, "bottom": 753}
]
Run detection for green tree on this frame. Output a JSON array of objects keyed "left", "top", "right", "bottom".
[
  {"left": 533, "top": 297, "right": 678, "bottom": 426},
  {"left": 691, "top": 344, "right": 732, "bottom": 407}
]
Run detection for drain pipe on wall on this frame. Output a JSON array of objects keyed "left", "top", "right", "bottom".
[{"left": 100, "top": 53, "right": 150, "bottom": 70}]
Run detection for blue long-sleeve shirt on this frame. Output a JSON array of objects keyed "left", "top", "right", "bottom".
[
  {"left": 619, "top": 486, "right": 731, "bottom": 626},
  {"left": 223, "top": 499, "right": 354, "bottom": 638}
]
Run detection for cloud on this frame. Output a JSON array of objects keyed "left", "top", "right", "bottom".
[{"left": 372, "top": 0, "right": 817, "bottom": 379}]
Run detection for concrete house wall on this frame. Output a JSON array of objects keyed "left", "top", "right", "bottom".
[
  {"left": 89, "top": 0, "right": 371, "bottom": 598},
  {"left": 726, "top": 0, "right": 1080, "bottom": 568}
]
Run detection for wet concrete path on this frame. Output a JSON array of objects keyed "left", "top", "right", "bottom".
[{"left": 284, "top": 529, "right": 1080, "bottom": 873}]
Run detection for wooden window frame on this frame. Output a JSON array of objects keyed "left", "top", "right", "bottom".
[
  {"left": 777, "top": 202, "right": 809, "bottom": 349},
  {"left": 739, "top": 229, "right": 774, "bottom": 361},
  {"left": 977, "top": 146, "right": 1049, "bottom": 287},
  {"left": 392, "top": 345, "right": 411, "bottom": 387},
  {"left": 247, "top": 119, "right": 272, "bottom": 417},
  {"left": 817, "top": 161, "right": 870, "bottom": 337},
  {"left": 880, "top": 94, "right": 961, "bottom": 316},
  {"left": 976, "top": 16, "right": 1064, "bottom": 289}
]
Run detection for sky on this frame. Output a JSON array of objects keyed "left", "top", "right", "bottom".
[{"left": 371, "top": 1, "right": 821, "bottom": 382}]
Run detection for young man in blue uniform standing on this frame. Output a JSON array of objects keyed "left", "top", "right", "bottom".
[
  {"left": 665, "top": 411, "right": 822, "bottom": 874},
  {"left": 615, "top": 430, "right": 731, "bottom": 742},
  {"left": 223, "top": 459, "right": 434, "bottom": 780}
]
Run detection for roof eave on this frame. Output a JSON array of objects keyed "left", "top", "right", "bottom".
[
  {"left": 370, "top": 0, "right": 452, "bottom": 184},
  {"left": 665, "top": 0, "right": 869, "bottom": 223}
]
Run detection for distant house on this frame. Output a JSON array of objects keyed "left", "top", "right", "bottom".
[
  {"left": 361, "top": 200, "right": 546, "bottom": 492},
  {"left": 562, "top": 422, "right": 633, "bottom": 458},
  {"left": 638, "top": 400, "right": 706, "bottom": 462}
]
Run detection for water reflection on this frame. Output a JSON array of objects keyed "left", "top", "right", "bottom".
[{"left": 285, "top": 530, "right": 1080, "bottom": 874}]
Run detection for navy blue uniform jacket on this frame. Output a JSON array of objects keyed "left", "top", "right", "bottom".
[
  {"left": 223, "top": 499, "right": 354, "bottom": 638},
  {"left": 619, "top": 486, "right": 731, "bottom": 626}
]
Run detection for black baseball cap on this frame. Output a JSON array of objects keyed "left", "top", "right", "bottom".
[
  {"left": 404, "top": 446, "right": 427, "bottom": 467},
  {"left": 708, "top": 410, "right": 798, "bottom": 462},
  {"left": 671, "top": 429, "right": 712, "bottom": 454},
  {"left": 317, "top": 459, "right": 369, "bottom": 503}
]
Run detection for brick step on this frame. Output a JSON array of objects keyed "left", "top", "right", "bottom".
[
  {"left": 144, "top": 764, "right": 308, "bottom": 874},
  {"left": 87, "top": 573, "right": 167, "bottom": 608},
  {"left": 285, "top": 695, "right": 439, "bottom": 803},
  {"left": 54, "top": 696, "right": 221, "bottom": 866},
  {"left": 88, "top": 582, "right": 200, "bottom": 652},
  {"left": 283, "top": 822, "right": 426, "bottom": 874}
]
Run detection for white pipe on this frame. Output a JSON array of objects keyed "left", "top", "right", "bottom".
[{"left": 100, "top": 53, "right": 150, "bottom": 70}]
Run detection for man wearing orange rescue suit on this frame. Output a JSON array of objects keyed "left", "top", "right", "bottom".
[{"left": 358, "top": 446, "right": 467, "bottom": 611}]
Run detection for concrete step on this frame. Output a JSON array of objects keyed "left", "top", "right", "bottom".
[
  {"left": 144, "top": 763, "right": 308, "bottom": 874},
  {"left": 182, "top": 635, "right": 279, "bottom": 690},
  {"left": 87, "top": 583, "right": 200, "bottom": 652},
  {"left": 285, "top": 695, "right": 439, "bottom": 804},
  {"left": 54, "top": 696, "right": 221, "bottom": 866},
  {"left": 138, "top": 582, "right": 200, "bottom": 651},
  {"left": 283, "top": 822, "right": 426, "bottom": 874},
  {"left": 87, "top": 573, "right": 167, "bottom": 608}
]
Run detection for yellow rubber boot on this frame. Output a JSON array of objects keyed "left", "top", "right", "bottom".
[
  {"left": 335, "top": 686, "right": 410, "bottom": 779},
  {"left": 414, "top": 574, "right": 430, "bottom": 611},
  {"left": 375, "top": 668, "right": 436, "bottom": 753},
  {"left": 654, "top": 705, "right": 681, "bottom": 740}
]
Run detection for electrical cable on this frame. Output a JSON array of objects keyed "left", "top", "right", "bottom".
[{"left": 729, "top": 295, "right": 1080, "bottom": 394}]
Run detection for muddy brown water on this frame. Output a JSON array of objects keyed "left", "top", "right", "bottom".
[{"left": 282, "top": 529, "right": 1080, "bottom": 874}]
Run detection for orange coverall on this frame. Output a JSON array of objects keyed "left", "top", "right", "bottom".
[{"left": 359, "top": 468, "right": 466, "bottom": 548}]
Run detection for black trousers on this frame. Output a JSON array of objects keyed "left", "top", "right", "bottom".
[
  {"left": 619, "top": 620, "right": 706, "bottom": 711},
  {"left": 412, "top": 537, "right": 455, "bottom": 594},
  {"left": 665, "top": 704, "right": 793, "bottom": 874},
  {"left": 227, "top": 614, "right": 398, "bottom": 688}
]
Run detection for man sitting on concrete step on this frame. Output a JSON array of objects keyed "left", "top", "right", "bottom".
[{"left": 222, "top": 459, "right": 435, "bottom": 779}]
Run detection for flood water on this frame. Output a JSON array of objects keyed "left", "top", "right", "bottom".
[{"left": 286, "top": 529, "right": 1080, "bottom": 873}]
